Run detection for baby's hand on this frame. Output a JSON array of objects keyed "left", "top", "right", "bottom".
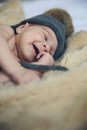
[
  {"left": 10, "top": 67, "right": 40, "bottom": 84},
  {"left": 36, "top": 52, "right": 54, "bottom": 65}
]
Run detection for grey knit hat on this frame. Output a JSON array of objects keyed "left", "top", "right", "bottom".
[{"left": 11, "top": 14, "right": 66, "bottom": 60}]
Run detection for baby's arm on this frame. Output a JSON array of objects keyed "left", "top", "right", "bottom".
[
  {"left": 0, "top": 25, "right": 21, "bottom": 74},
  {"left": 12, "top": 52, "right": 54, "bottom": 84},
  {"left": 0, "top": 25, "right": 40, "bottom": 84}
]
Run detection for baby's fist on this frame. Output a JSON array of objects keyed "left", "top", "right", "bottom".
[{"left": 36, "top": 52, "right": 54, "bottom": 65}]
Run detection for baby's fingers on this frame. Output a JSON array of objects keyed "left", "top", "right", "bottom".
[{"left": 36, "top": 52, "right": 44, "bottom": 59}]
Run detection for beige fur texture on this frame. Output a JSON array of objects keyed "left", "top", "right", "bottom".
[
  {"left": 57, "top": 31, "right": 87, "bottom": 68},
  {"left": 0, "top": 0, "right": 87, "bottom": 130},
  {"left": 0, "top": 0, "right": 24, "bottom": 25}
]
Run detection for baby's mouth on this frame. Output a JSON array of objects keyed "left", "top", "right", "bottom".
[{"left": 33, "top": 44, "right": 39, "bottom": 56}]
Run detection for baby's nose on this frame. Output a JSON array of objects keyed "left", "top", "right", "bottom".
[{"left": 43, "top": 43, "right": 50, "bottom": 53}]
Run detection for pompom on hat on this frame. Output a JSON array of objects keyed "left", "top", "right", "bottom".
[{"left": 11, "top": 13, "right": 66, "bottom": 60}]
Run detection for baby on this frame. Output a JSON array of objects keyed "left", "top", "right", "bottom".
[{"left": 0, "top": 8, "right": 74, "bottom": 84}]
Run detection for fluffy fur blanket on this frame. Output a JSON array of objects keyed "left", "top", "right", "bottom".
[{"left": 0, "top": 0, "right": 87, "bottom": 130}]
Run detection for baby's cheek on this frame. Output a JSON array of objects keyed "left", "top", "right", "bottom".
[{"left": 20, "top": 46, "right": 33, "bottom": 62}]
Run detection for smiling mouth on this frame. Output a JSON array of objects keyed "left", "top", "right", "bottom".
[{"left": 33, "top": 44, "right": 39, "bottom": 56}]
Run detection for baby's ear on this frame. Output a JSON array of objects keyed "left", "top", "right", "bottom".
[{"left": 16, "top": 23, "right": 29, "bottom": 33}]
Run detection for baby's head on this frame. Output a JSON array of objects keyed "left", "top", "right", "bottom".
[{"left": 12, "top": 8, "right": 74, "bottom": 61}]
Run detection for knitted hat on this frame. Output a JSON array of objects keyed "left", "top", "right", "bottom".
[{"left": 11, "top": 14, "right": 66, "bottom": 60}]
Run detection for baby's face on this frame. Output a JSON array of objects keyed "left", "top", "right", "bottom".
[{"left": 16, "top": 23, "right": 58, "bottom": 62}]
